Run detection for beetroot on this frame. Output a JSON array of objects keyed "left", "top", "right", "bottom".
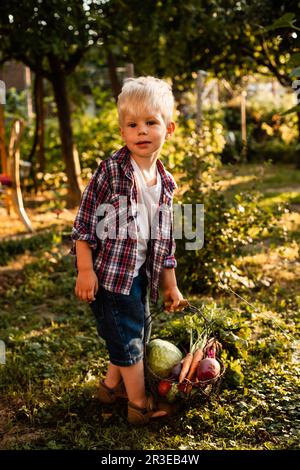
[{"left": 197, "top": 358, "right": 220, "bottom": 381}]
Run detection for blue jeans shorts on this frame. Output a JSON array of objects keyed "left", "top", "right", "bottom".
[{"left": 89, "top": 265, "right": 151, "bottom": 367}]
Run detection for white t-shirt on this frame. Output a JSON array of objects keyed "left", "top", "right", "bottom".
[{"left": 130, "top": 157, "right": 162, "bottom": 277}]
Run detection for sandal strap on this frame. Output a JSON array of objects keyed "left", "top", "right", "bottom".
[
  {"left": 127, "top": 396, "right": 158, "bottom": 424},
  {"left": 98, "top": 380, "right": 128, "bottom": 403}
]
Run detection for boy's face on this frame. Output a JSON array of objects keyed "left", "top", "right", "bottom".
[{"left": 120, "top": 107, "right": 175, "bottom": 160}]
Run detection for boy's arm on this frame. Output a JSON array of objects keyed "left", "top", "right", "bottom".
[
  {"left": 74, "top": 240, "right": 99, "bottom": 302},
  {"left": 159, "top": 197, "right": 183, "bottom": 312},
  {"left": 71, "top": 161, "right": 111, "bottom": 302},
  {"left": 159, "top": 267, "right": 184, "bottom": 313}
]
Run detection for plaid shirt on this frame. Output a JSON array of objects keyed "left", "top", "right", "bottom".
[{"left": 70, "top": 146, "right": 177, "bottom": 303}]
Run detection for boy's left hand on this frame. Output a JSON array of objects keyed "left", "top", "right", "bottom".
[{"left": 163, "top": 286, "right": 185, "bottom": 313}]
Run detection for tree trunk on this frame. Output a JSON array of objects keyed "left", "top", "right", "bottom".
[
  {"left": 28, "top": 73, "right": 45, "bottom": 193},
  {"left": 107, "top": 51, "right": 122, "bottom": 102},
  {"left": 36, "top": 73, "right": 45, "bottom": 173},
  {"left": 51, "top": 67, "right": 83, "bottom": 208}
]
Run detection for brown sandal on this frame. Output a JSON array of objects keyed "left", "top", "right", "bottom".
[
  {"left": 127, "top": 396, "right": 167, "bottom": 425},
  {"left": 98, "top": 380, "right": 128, "bottom": 404},
  {"left": 157, "top": 400, "right": 180, "bottom": 417}
]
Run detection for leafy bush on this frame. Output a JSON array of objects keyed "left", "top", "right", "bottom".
[
  {"left": 221, "top": 103, "right": 298, "bottom": 164},
  {"left": 72, "top": 88, "right": 122, "bottom": 172},
  {"left": 171, "top": 135, "right": 284, "bottom": 295},
  {"left": 0, "top": 227, "right": 70, "bottom": 266},
  {"left": 247, "top": 138, "right": 298, "bottom": 164}
]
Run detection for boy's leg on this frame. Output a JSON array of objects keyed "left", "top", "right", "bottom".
[
  {"left": 104, "top": 362, "right": 122, "bottom": 388},
  {"left": 119, "top": 359, "right": 166, "bottom": 418}
]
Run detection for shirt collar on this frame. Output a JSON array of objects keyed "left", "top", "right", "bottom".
[{"left": 115, "top": 146, "right": 176, "bottom": 196}]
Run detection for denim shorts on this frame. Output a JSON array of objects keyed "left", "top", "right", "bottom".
[{"left": 89, "top": 264, "right": 151, "bottom": 367}]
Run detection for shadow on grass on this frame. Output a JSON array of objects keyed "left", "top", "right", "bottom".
[{"left": 5, "top": 382, "right": 192, "bottom": 450}]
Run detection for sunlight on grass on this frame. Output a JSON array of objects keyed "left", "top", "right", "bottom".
[
  {"left": 237, "top": 240, "right": 300, "bottom": 287},
  {"left": 217, "top": 164, "right": 300, "bottom": 204},
  {"left": 216, "top": 174, "right": 258, "bottom": 191},
  {"left": 20, "top": 323, "right": 64, "bottom": 341},
  {"left": 259, "top": 191, "right": 300, "bottom": 209},
  {"left": 0, "top": 205, "right": 75, "bottom": 238}
]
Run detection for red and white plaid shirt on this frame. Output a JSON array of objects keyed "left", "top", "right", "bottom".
[{"left": 71, "top": 146, "right": 177, "bottom": 303}]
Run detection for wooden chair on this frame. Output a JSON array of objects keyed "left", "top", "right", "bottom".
[{"left": 0, "top": 118, "right": 33, "bottom": 233}]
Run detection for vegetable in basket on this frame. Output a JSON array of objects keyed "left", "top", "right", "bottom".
[
  {"left": 197, "top": 338, "right": 222, "bottom": 381},
  {"left": 171, "top": 361, "right": 183, "bottom": 380},
  {"left": 158, "top": 380, "right": 172, "bottom": 397},
  {"left": 178, "top": 326, "right": 209, "bottom": 383},
  {"left": 147, "top": 339, "right": 183, "bottom": 378},
  {"left": 166, "top": 383, "right": 179, "bottom": 403}
]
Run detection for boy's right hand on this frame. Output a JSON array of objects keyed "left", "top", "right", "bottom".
[{"left": 75, "top": 269, "right": 99, "bottom": 303}]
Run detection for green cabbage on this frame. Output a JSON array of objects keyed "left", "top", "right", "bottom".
[{"left": 147, "top": 339, "right": 183, "bottom": 378}]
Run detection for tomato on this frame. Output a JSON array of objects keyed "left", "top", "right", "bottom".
[{"left": 158, "top": 380, "right": 172, "bottom": 396}]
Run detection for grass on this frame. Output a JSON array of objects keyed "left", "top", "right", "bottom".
[{"left": 0, "top": 162, "right": 299, "bottom": 450}]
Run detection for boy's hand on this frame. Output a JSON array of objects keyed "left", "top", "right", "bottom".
[
  {"left": 163, "top": 286, "right": 185, "bottom": 313},
  {"left": 75, "top": 269, "right": 99, "bottom": 303}
]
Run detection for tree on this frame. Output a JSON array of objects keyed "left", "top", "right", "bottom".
[
  {"left": 110, "top": 0, "right": 300, "bottom": 164},
  {"left": 0, "top": 0, "right": 106, "bottom": 207}
]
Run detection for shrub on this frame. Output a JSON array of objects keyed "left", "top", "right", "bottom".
[{"left": 171, "top": 135, "right": 284, "bottom": 295}]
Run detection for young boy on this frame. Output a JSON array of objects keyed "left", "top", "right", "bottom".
[{"left": 71, "top": 76, "right": 184, "bottom": 424}]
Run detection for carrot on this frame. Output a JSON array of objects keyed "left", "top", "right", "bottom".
[
  {"left": 186, "top": 348, "right": 204, "bottom": 381},
  {"left": 178, "top": 352, "right": 193, "bottom": 383}
]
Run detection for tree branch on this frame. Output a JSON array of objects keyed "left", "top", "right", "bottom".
[
  {"left": 65, "top": 45, "right": 92, "bottom": 75},
  {"left": 259, "top": 36, "right": 290, "bottom": 87}
]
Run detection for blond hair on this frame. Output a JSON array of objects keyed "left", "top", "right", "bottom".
[{"left": 117, "top": 76, "right": 174, "bottom": 126}]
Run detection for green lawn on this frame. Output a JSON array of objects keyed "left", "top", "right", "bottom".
[{"left": 0, "top": 162, "right": 299, "bottom": 450}]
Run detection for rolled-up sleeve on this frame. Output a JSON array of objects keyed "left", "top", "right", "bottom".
[
  {"left": 70, "top": 162, "right": 111, "bottom": 257},
  {"left": 163, "top": 237, "right": 177, "bottom": 269}
]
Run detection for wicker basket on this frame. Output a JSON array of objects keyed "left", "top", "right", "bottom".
[{"left": 144, "top": 302, "right": 225, "bottom": 404}]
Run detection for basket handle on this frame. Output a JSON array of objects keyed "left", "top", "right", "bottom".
[
  {"left": 145, "top": 299, "right": 210, "bottom": 333},
  {"left": 163, "top": 299, "right": 189, "bottom": 310}
]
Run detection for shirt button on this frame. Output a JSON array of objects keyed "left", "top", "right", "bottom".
[{"left": 128, "top": 266, "right": 135, "bottom": 272}]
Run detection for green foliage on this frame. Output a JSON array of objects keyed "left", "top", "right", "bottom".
[
  {"left": 222, "top": 102, "right": 298, "bottom": 165},
  {"left": 0, "top": 1, "right": 104, "bottom": 75},
  {"left": 0, "top": 229, "right": 67, "bottom": 266},
  {"left": 248, "top": 138, "right": 298, "bottom": 164},
  {"left": 170, "top": 132, "right": 284, "bottom": 295},
  {"left": 156, "top": 301, "right": 251, "bottom": 368},
  {"left": 73, "top": 89, "right": 122, "bottom": 171}
]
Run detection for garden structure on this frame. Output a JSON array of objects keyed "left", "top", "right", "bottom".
[{"left": 0, "top": 115, "right": 33, "bottom": 233}]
